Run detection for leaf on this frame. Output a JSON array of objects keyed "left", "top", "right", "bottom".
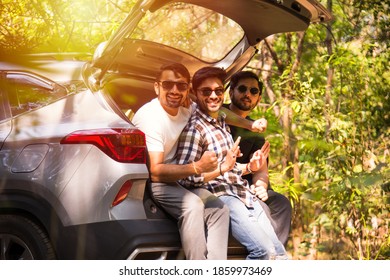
[
  {"left": 291, "top": 101, "right": 301, "bottom": 113},
  {"left": 353, "top": 164, "right": 363, "bottom": 173}
]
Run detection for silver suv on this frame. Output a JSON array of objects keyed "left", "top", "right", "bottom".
[{"left": 0, "top": 0, "right": 331, "bottom": 260}]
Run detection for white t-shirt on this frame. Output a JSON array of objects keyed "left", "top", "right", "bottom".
[{"left": 132, "top": 98, "right": 194, "bottom": 164}]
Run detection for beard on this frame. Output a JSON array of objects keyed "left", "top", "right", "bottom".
[
  {"left": 161, "top": 92, "right": 184, "bottom": 108},
  {"left": 231, "top": 95, "right": 256, "bottom": 111}
]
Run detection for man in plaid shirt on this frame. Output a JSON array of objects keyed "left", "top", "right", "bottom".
[{"left": 177, "top": 67, "right": 287, "bottom": 260}]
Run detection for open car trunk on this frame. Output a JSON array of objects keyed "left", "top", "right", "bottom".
[{"left": 83, "top": 0, "right": 331, "bottom": 116}]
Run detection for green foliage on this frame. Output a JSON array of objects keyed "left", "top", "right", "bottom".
[
  {"left": 0, "top": 0, "right": 135, "bottom": 55},
  {"left": 248, "top": 1, "right": 389, "bottom": 258},
  {"left": 264, "top": 35, "right": 389, "bottom": 259}
]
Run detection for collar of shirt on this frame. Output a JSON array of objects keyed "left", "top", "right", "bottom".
[{"left": 195, "top": 107, "right": 227, "bottom": 128}]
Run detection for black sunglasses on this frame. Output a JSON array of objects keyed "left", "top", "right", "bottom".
[
  {"left": 237, "top": 85, "right": 260, "bottom": 95},
  {"left": 197, "top": 87, "right": 225, "bottom": 97},
  {"left": 158, "top": 80, "right": 189, "bottom": 91}
]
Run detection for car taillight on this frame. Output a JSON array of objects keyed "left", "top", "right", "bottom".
[
  {"left": 112, "top": 180, "right": 133, "bottom": 207},
  {"left": 60, "top": 128, "right": 146, "bottom": 163}
]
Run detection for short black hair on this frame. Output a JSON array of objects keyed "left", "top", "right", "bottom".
[
  {"left": 230, "top": 71, "right": 263, "bottom": 94},
  {"left": 156, "top": 62, "right": 191, "bottom": 83},
  {"left": 192, "top": 67, "right": 226, "bottom": 91}
]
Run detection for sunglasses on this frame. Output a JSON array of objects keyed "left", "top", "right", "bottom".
[
  {"left": 197, "top": 87, "right": 225, "bottom": 97},
  {"left": 237, "top": 85, "right": 260, "bottom": 95},
  {"left": 158, "top": 80, "right": 189, "bottom": 91}
]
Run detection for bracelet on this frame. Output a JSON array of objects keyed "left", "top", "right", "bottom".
[
  {"left": 246, "top": 163, "right": 253, "bottom": 174},
  {"left": 192, "top": 162, "right": 199, "bottom": 175},
  {"left": 219, "top": 162, "right": 224, "bottom": 176}
]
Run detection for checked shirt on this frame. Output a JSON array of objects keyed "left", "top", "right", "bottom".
[{"left": 177, "top": 108, "right": 256, "bottom": 208}]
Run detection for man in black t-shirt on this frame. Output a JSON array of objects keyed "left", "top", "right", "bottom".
[{"left": 224, "top": 71, "right": 292, "bottom": 246}]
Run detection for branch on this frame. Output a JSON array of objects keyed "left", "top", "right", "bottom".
[
  {"left": 290, "top": 31, "right": 306, "bottom": 76},
  {"left": 263, "top": 37, "right": 284, "bottom": 74}
]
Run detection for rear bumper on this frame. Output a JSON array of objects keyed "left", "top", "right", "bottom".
[
  {"left": 55, "top": 218, "right": 182, "bottom": 260},
  {"left": 55, "top": 219, "right": 248, "bottom": 260}
]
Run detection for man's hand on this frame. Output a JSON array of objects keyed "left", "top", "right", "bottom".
[
  {"left": 248, "top": 141, "right": 270, "bottom": 172},
  {"left": 250, "top": 181, "right": 269, "bottom": 201},
  {"left": 251, "top": 117, "right": 267, "bottom": 133},
  {"left": 220, "top": 137, "right": 241, "bottom": 173},
  {"left": 195, "top": 151, "right": 218, "bottom": 173}
]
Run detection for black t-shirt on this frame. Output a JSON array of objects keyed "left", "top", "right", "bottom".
[{"left": 223, "top": 104, "right": 266, "bottom": 185}]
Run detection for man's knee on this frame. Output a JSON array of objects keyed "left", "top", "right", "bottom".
[
  {"left": 183, "top": 195, "right": 206, "bottom": 214},
  {"left": 267, "top": 191, "right": 292, "bottom": 213},
  {"left": 219, "top": 203, "right": 230, "bottom": 220},
  {"left": 204, "top": 198, "right": 230, "bottom": 221},
  {"left": 278, "top": 194, "right": 292, "bottom": 215}
]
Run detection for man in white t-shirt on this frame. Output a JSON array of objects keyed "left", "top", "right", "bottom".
[{"left": 132, "top": 63, "right": 230, "bottom": 260}]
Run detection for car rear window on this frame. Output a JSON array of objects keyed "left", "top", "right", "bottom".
[
  {"left": 0, "top": 89, "right": 8, "bottom": 121},
  {"left": 130, "top": 2, "right": 244, "bottom": 63},
  {"left": 4, "top": 72, "right": 68, "bottom": 117}
]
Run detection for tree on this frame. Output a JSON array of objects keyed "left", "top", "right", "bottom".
[{"left": 0, "top": 0, "right": 134, "bottom": 56}]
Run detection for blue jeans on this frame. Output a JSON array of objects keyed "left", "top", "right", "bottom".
[{"left": 219, "top": 195, "right": 287, "bottom": 260}]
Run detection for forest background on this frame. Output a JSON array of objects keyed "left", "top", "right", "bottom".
[{"left": 1, "top": 0, "right": 389, "bottom": 260}]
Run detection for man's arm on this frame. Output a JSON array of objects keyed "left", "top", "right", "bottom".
[
  {"left": 220, "top": 107, "right": 267, "bottom": 133},
  {"left": 248, "top": 141, "right": 270, "bottom": 201},
  {"left": 148, "top": 151, "right": 218, "bottom": 183},
  {"left": 251, "top": 170, "right": 269, "bottom": 201},
  {"left": 148, "top": 151, "right": 194, "bottom": 183},
  {"left": 252, "top": 168, "right": 269, "bottom": 190}
]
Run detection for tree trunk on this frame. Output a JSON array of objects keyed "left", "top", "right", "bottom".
[
  {"left": 325, "top": 0, "right": 334, "bottom": 141},
  {"left": 257, "top": 36, "right": 281, "bottom": 119}
]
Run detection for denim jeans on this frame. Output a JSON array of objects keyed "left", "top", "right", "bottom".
[{"left": 219, "top": 195, "right": 287, "bottom": 260}]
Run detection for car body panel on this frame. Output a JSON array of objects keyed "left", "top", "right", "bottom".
[
  {"left": 0, "top": 91, "right": 12, "bottom": 148},
  {"left": 1, "top": 89, "right": 149, "bottom": 221}
]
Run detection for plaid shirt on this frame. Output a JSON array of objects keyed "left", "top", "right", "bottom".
[{"left": 177, "top": 108, "right": 255, "bottom": 208}]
